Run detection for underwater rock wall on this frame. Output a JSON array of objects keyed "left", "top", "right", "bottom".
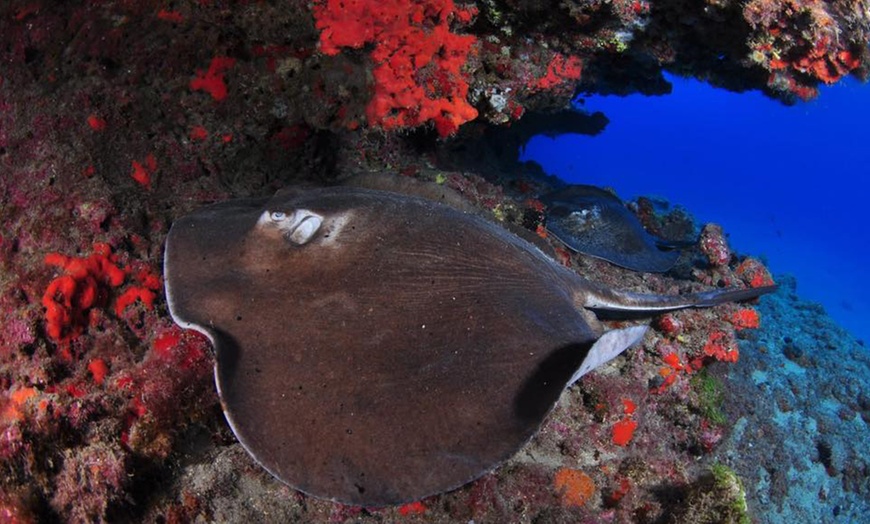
[{"left": 721, "top": 275, "right": 870, "bottom": 523}]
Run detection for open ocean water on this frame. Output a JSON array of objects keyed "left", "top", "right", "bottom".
[{"left": 522, "top": 75, "right": 870, "bottom": 346}]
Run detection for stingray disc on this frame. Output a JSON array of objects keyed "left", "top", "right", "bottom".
[
  {"left": 542, "top": 185, "right": 682, "bottom": 272},
  {"left": 164, "top": 187, "right": 605, "bottom": 505}
]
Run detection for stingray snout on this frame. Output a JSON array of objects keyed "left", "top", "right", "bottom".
[{"left": 258, "top": 208, "right": 324, "bottom": 245}]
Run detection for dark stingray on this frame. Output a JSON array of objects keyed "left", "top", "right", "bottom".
[
  {"left": 164, "top": 186, "right": 774, "bottom": 506},
  {"left": 542, "top": 184, "right": 693, "bottom": 272}
]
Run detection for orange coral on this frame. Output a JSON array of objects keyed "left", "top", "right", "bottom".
[
  {"left": 554, "top": 467, "right": 595, "bottom": 507},
  {"left": 0, "top": 387, "right": 37, "bottom": 423}
]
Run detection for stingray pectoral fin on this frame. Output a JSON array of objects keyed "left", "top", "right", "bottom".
[
  {"left": 567, "top": 326, "right": 648, "bottom": 387},
  {"left": 582, "top": 284, "right": 778, "bottom": 313}
]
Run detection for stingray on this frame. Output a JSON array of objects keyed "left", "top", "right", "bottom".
[
  {"left": 541, "top": 184, "right": 693, "bottom": 273},
  {"left": 164, "top": 185, "right": 774, "bottom": 506}
]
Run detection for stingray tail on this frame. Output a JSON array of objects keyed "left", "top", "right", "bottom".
[
  {"left": 654, "top": 237, "right": 697, "bottom": 251},
  {"left": 582, "top": 283, "right": 778, "bottom": 314}
]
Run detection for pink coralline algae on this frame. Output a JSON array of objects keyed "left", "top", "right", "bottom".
[
  {"left": 1, "top": 318, "right": 36, "bottom": 353},
  {"left": 699, "top": 224, "right": 731, "bottom": 266},
  {"left": 50, "top": 442, "right": 128, "bottom": 522},
  {"left": 115, "top": 325, "right": 212, "bottom": 459}
]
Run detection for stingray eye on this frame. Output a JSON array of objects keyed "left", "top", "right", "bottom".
[{"left": 258, "top": 209, "right": 323, "bottom": 245}]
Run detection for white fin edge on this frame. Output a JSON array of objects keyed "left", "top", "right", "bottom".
[{"left": 567, "top": 325, "right": 649, "bottom": 387}]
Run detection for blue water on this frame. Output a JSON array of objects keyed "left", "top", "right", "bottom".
[{"left": 521, "top": 75, "right": 870, "bottom": 344}]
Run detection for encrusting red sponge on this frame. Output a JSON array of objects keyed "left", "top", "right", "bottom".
[{"left": 42, "top": 243, "right": 161, "bottom": 357}]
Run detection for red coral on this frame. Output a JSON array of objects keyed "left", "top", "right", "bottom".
[
  {"left": 114, "top": 287, "right": 156, "bottom": 316},
  {"left": 189, "top": 125, "right": 208, "bottom": 141},
  {"left": 312, "top": 0, "right": 479, "bottom": 136},
  {"left": 533, "top": 53, "right": 583, "bottom": 90},
  {"left": 735, "top": 257, "right": 775, "bottom": 288},
  {"left": 88, "top": 358, "right": 109, "bottom": 385},
  {"left": 42, "top": 243, "right": 125, "bottom": 348},
  {"left": 190, "top": 56, "right": 236, "bottom": 101},
  {"left": 0, "top": 387, "right": 37, "bottom": 424},
  {"left": 604, "top": 477, "right": 632, "bottom": 507},
  {"left": 656, "top": 314, "right": 683, "bottom": 336},
  {"left": 86, "top": 114, "right": 107, "bottom": 131},
  {"left": 42, "top": 244, "right": 161, "bottom": 357},
  {"left": 398, "top": 500, "right": 427, "bottom": 515},
  {"left": 702, "top": 331, "right": 739, "bottom": 363},
  {"left": 729, "top": 308, "right": 760, "bottom": 330},
  {"left": 654, "top": 349, "right": 695, "bottom": 394},
  {"left": 611, "top": 398, "right": 639, "bottom": 446},
  {"left": 744, "top": 0, "right": 864, "bottom": 98},
  {"left": 130, "top": 153, "right": 157, "bottom": 190},
  {"left": 157, "top": 9, "right": 184, "bottom": 23},
  {"left": 554, "top": 467, "right": 596, "bottom": 507},
  {"left": 662, "top": 352, "right": 684, "bottom": 371},
  {"left": 152, "top": 330, "right": 181, "bottom": 359},
  {"left": 612, "top": 419, "right": 638, "bottom": 446}
]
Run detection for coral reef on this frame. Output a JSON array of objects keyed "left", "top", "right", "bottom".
[
  {"left": 0, "top": 0, "right": 867, "bottom": 522},
  {"left": 312, "top": 0, "right": 480, "bottom": 136}
]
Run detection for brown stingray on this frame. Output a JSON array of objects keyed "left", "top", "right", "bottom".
[{"left": 164, "top": 186, "right": 774, "bottom": 506}]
